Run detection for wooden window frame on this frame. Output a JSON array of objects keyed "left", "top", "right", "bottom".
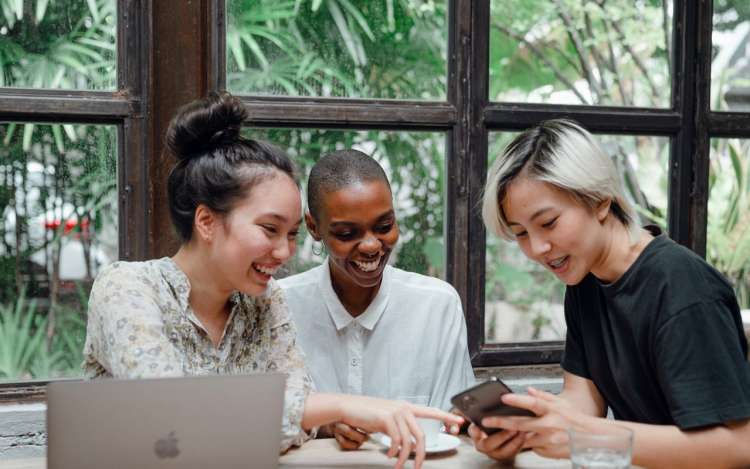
[{"left": 4, "top": 0, "right": 750, "bottom": 400}]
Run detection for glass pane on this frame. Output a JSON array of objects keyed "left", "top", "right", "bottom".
[
  {"left": 485, "top": 132, "right": 669, "bottom": 343},
  {"left": 243, "top": 128, "right": 446, "bottom": 279},
  {"left": 711, "top": 3, "right": 750, "bottom": 111},
  {"left": 0, "top": 123, "right": 117, "bottom": 381},
  {"left": 489, "top": 0, "right": 672, "bottom": 107},
  {"left": 226, "top": 0, "right": 447, "bottom": 100},
  {"left": 0, "top": 1, "right": 116, "bottom": 90},
  {"left": 708, "top": 138, "right": 750, "bottom": 308}
]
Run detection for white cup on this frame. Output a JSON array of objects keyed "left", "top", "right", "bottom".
[{"left": 398, "top": 396, "right": 443, "bottom": 449}]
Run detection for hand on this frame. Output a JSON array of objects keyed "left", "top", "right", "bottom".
[
  {"left": 481, "top": 387, "right": 594, "bottom": 459},
  {"left": 332, "top": 422, "right": 368, "bottom": 450},
  {"left": 338, "top": 395, "right": 464, "bottom": 469},
  {"left": 468, "top": 423, "right": 525, "bottom": 462}
]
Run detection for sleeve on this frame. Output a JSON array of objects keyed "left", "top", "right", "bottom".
[
  {"left": 560, "top": 287, "right": 591, "bottom": 379},
  {"left": 654, "top": 301, "right": 750, "bottom": 429},
  {"left": 429, "top": 289, "right": 477, "bottom": 411},
  {"left": 83, "top": 263, "right": 185, "bottom": 379},
  {"left": 263, "top": 282, "right": 317, "bottom": 453}
]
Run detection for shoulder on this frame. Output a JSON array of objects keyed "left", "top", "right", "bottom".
[
  {"left": 639, "top": 236, "right": 735, "bottom": 305},
  {"left": 278, "top": 265, "right": 322, "bottom": 291},
  {"left": 91, "top": 259, "right": 166, "bottom": 297},
  {"left": 388, "top": 267, "right": 462, "bottom": 312}
]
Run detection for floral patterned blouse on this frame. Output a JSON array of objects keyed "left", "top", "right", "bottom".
[{"left": 82, "top": 257, "right": 315, "bottom": 452}]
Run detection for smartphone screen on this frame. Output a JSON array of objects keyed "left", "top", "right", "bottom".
[{"left": 451, "top": 378, "right": 535, "bottom": 435}]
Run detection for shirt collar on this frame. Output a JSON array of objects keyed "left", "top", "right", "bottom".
[{"left": 317, "top": 259, "right": 392, "bottom": 331}]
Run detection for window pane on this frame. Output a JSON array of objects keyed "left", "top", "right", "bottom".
[
  {"left": 0, "top": 1, "right": 116, "bottom": 90},
  {"left": 489, "top": 0, "right": 672, "bottom": 107},
  {"left": 226, "top": 0, "right": 447, "bottom": 100},
  {"left": 712, "top": 3, "right": 750, "bottom": 111},
  {"left": 244, "top": 128, "right": 446, "bottom": 278},
  {"left": 485, "top": 132, "right": 669, "bottom": 343},
  {"left": 0, "top": 123, "right": 117, "bottom": 382},
  {"left": 708, "top": 138, "right": 750, "bottom": 308}
]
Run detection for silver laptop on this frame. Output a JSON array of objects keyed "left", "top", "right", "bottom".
[{"left": 47, "top": 373, "right": 286, "bottom": 469}]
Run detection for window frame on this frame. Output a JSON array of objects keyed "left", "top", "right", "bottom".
[{"left": 4, "top": 0, "right": 750, "bottom": 399}]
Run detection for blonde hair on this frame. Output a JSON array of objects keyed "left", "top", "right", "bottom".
[{"left": 482, "top": 119, "right": 641, "bottom": 243}]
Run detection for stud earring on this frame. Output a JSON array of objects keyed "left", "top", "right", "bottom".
[{"left": 312, "top": 241, "right": 325, "bottom": 256}]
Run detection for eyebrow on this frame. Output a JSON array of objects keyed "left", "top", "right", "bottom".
[
  {"left": 507, "top": 207, "right": 553, "bottom": 226},
  {"left": 329, "top": 210, "right": 395, "bottom": 228},
  {"left": 261, "top": 213, "right": 301, "bottom": 226}
]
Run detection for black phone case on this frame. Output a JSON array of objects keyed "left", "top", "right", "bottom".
[{"left": 450, "top": 379, "right": 535, "bottom": 435}]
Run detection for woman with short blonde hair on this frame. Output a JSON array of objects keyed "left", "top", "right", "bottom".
[{"left": 472, "top": 119, "right": 750, "bottom": 468}]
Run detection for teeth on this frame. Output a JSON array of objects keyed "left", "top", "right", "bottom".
[
  {"left": 254, "top": 264, "right": 278, "bottom": 275},
  {"left": 549, "top": 256, "right": 567, "bottom": 268},
  {"left": 353, "top": 258, "right": 380, "bottom": 272}
]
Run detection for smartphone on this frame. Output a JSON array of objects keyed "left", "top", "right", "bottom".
[{"left": 451, "top": 378, "right": 535, "bottom": 435}]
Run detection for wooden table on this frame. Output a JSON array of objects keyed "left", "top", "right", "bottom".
[{"left": 0, "top": 436, "right": 575, "bottom": 468}]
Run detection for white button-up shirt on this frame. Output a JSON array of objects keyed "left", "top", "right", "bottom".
[{"left": 280, "top": 261, "right": 476, "bottom": 410}]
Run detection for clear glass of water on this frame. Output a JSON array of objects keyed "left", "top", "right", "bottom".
[{"left": 568, "top": 426, "right": 633, "bottom": 469}]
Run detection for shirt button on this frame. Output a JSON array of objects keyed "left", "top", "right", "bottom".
[{"left": 351, "top": 358, "right": 358, "bottom": 367}]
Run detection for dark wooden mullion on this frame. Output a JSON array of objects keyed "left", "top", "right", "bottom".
[
  {"left": 208, "top": 0, "right": 226, "bottom": 92},
  {"left": 240, "top": 97, "right": 456, "bottom": 130},
  {"left": 709, "top": 112, "right": 750, "bottom": 138},
  {"left": 119, "top": 0, "right": 150, "bottom": 261},
  {"left": 484, "top": 104, "right": 682, "bottom": 135},
  {"left": 446, "top": 0, "right": 490, "bottom": 365},
  {"left": 669, "top": 0, "right": 711, "bottom": 255},
  {"left": 147, "top": 0, "right": 214, "bottom": 259}
]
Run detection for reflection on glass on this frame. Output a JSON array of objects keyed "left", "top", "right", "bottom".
[
  {"left": 0, "top": 123, "right": 117, "bottom": 381},
  {"left": 708, "top": 138, "right": 750, "bottom": 307},
  {"left": 0, "top": 1, "right": 116, "bottom": 90},
  {"left": 712, "top": 4, "right": 750, "bottom": 111},
  {"left": 489, "top": 0, "right": 672, "bottom": 107},
  {"left": 226, "top": 0, "right": 447, "bottom": 99},
  {"left": 244, "top": 128, "right": 446, "bottom": 278},
  {"left": 485, "top": 132, "right": 669, "bottom": 343}
]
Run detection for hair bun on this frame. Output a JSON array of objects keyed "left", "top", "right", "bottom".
[{"left": 165, "top": 91, "right": 248, "bottom": 161}]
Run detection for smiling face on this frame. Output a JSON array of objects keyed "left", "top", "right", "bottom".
[
  {"left": 208, "top": 171, "right": 302, "bottom": 296},
  {"left": 307, "top": 179, "right": 399, "bottom": 291},
  {"left": 501, "top": 177, "right": 610, "bottom": 286}
]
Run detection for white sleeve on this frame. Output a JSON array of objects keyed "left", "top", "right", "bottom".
[{"left": 429, "top": 290, "right": 476, "bottom": 411}]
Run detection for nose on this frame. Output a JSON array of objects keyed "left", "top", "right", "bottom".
[
  {"left": 359, "top": 235, "right": 381, "bottom": 256},
  {"left": 272, "top": 237, "right": 293, "bottom": 261},
  {"left": 528, "top": 233, "right": 551, "bottom": 258}
]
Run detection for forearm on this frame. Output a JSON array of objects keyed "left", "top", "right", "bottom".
[
  {"left": 580, "top": 417, "right": 750, "bottom": 469},
  {"left": 301, "top": 393, "right": 345, "bottom": 431}
]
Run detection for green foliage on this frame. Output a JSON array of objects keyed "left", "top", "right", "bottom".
[
  {"left": 707, "top": 139, "right": 750, "bottom": 308},
  {"left": 0, "top": 287, "right": 87, "bottom": 381}
]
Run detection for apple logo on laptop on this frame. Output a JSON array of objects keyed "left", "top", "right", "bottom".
[{"left": 154, "top": 431, "right": 180, "bottom": 459}]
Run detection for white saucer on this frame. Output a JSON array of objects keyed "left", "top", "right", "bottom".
[{"left": 370, "top": 432, "right": 461, "bottom": 454}]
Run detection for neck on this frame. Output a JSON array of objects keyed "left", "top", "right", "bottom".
[
  {"left": 590, "top": 220, "right": 653, "bottom": 284},
  {"left": 172, "top": 244, "right": 232, "bottom": 323},
  {"left": 329, "top": 261, "right": 382, "bottom": 318}
]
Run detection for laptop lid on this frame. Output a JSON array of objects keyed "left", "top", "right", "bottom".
[{"left": 47, "top": 373, "right": 286, "bottom": 469}]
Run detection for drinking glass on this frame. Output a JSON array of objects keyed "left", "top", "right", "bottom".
[{"left": 568, "top": 426, "right": 633, "bottom": 469}]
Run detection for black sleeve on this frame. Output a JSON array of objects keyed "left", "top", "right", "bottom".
[
  {"left": 654, "top": 301, "right": 750, "bottom": 429},
  {"left": 561, "top": 287, "right": 591, "bottom": 380}
]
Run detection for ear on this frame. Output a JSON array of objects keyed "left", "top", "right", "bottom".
[
  {"left": 194, "top": 204, "right": 217, "bottom": 242},
  {"left": 596, "top": 198, "right": 612, "bottom": 223},
  {"left": 304, "top": 212, "right": 322, "bottom": 241}
]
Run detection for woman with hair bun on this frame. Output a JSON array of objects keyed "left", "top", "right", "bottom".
[
  {"left": 82, "top": 92, "right": 461, "bottom": 468},
  {"left": 473, "top": 119, "right": 750, "bottom": 468}
]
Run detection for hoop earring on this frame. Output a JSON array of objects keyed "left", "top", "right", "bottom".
[{"left": 312, "top": 241, "right": 325, "bottom": 256}]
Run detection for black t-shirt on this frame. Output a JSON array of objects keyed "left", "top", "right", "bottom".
[{"left": 562, "top": 226, "right": 750, "bottom": 430}]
